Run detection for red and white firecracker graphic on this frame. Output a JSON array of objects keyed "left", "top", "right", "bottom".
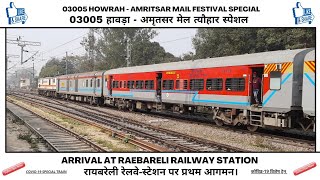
[
  {"left": 2, "top": 162, "right": 26, "bottom": 176},
  {"left": 293, "top": 162, "right": 316, "bottom": 176}
]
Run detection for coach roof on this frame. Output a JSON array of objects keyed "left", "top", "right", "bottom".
[
  {"left": 56, "top": 71, "right": 105, "bottom": 79},
  {"left": 106, "top": 48, "right": 315, "bottom": 74}
]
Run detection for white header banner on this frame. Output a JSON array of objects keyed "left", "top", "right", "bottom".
[{"left": 0, "top": 0, "right": 318, "bottom": 27}]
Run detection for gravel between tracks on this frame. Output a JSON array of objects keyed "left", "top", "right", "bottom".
[
  {"left": 8, "top": 95, "right": 314, "bottom": 152},
  {"left": 69, "top": 104, "right": 314, "bottom": 152},
  {"left": 7, "top": 97, "right": 141, "bottom": 152}
]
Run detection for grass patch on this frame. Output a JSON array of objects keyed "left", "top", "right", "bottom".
[
  {"left": 8, "top": 97, "right": 140, "bottom": 152},
  {"left": 18, "top": 133, "right": 39, "bottom": 151},
  {"left": 252, "top": 137, "right": 283, "bottom": 151},
  {"left": 80, "top": 132, "right": 89, "bottom": 136},
  {"left": 95, "top": 138, "right": 136, "bottom": 152},
  {"left": 100, "top": 129, "right": 108, "bottom": 133}
]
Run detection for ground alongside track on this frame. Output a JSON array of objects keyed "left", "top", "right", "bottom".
[
  {"left": 6, "top": 112, "right": 51, "bottom": 152},
  {"left": 7, "top": 93, "right": 315, "bottom": 152},
  {"left": 6, "top": 99, "right": 141, "bottom": 152}
]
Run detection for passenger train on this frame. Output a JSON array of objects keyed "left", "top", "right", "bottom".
[{"left": 38, "top": 48, "right": 315, "bottom": 132}]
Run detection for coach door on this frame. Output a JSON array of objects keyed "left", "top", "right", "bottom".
[
  {"left": 57, "top": 79, "right": 60, "bottom": 91},
  {"left": 92, "top": 78, "right": 96, "bottom": 94},
  {"left": 250, "top": 66, "right": 264, "bottom": 106},
  {"left": 156, "top": 73, "right": 162, "bottom": 102},
  {"left": 75, "top": 76, "right": 78, "bottom": 92},
  {"left": 66, "top": 79, "right": 70, "bottom": 92},
  {"left": 109, "top": 75, "right": 113, "bottom": 96}
]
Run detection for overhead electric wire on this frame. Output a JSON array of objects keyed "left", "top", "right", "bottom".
[
  {"left": 158, "top": 36, "right": 193, "bottom": 44},
  {"left": 40, "top": 33, "right": 87, "bottom": 55}
]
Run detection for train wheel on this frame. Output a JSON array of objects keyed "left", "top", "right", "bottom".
[
  {"left": 214, "top": 118, "right": 224, "bottom": 126},
  {"left": 247, "top": 125, "right": 259, "bottom": 132},
  {"left": 89, "top": 97, "right": 94, "bottom": 105},
  {"left": 129, "top": 103, "right": 136, "bottom": 112}
]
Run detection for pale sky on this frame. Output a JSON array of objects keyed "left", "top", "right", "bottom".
[{"left": 6, "top": 28, "right": 197, "bottom": 75}]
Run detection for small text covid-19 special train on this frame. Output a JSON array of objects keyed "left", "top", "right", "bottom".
[{"left": 38, "top": 48, "right": 315, "bottom": 132}]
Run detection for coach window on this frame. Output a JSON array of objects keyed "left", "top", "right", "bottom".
[
  {"left": 176, "top": 80, "right": 180, "bottom": 89},
  {"left": 163, "top": 80, "right": 174, "bottom": 90},
  {"left": 70, "top": 81, "right": 72, "bottom": 88},
  {"left": 86, "top": 80, "right": 89, "bottom": 87},
  {"left": 190, "top": 79, "right": 204, "bottom": 90},
  {"left": 136, "top": 80, "right": 144, "bottom": 89},
  {"left": 183, "top": 80, "right": 188, "bottom": 90},
  {"left": 270, "top": 71, "right": 281, "bottom": 90},
  {"left": 90, "top": 79, "right": 93, "bottom": 87},
  {"left": 145, "top": 80, "right": 154, "bottom": 89},
  {"left": 97, "top": 79, "right": 100, "bottom": 88},
  {"left": 124, "top": 81, "right": 127, "bottom": 88},
  {"left": 120, "top": 81, "right": 122, "bottom": 88},
  {"left": 225, "top": 78, "right": 245, "bottom": 91},
  {"left": 128, "top": 81, "right": 134, "bottom": 89},
  {"left": 113, "top": 81, "right": 119, "bottom": 88},
  {"left": 206, "top": 78, "right": 223, "bottom": 91}
]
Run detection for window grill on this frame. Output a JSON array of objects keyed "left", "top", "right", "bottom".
[
  {"left": 96, "top": 79, "right": 100, "bottom": 88},
  {"left": 163, "top": 80, "right": 174, "bottom": 90},
  {"left": 225, "top": 78, "right": 245, "bottom": 91},
  {"left": 145, "top": 80, "right": 154, "bottom": 89},
  {"left": 190, "top": 79, "right": 204, "bottom": 90},
  {"left": 183, "top": 80, "right": 188, "bottom": 90},
  {"left": 135, "top": 80, "right": 144, "bottom": 89},
  {"left": 127, "top": 81, "right": 134, "bottom": 89},
  {"left": 112, "top": 81, "right": 119, "bottom": 88},
  {"left": 206, "top": 78, "right": 223, "bottom": 90},
  {"left": 176, "top": 80, "right": 180, "bottom": 89}
]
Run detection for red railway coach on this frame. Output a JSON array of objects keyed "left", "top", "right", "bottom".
[
  {"left": 46, "top": 48, "right": 314, "bottom": 132},
  {"left": 103, "top": 48, "right": 315, "bottom": 132}
]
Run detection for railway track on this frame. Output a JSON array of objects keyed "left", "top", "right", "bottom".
[
  {"left": 145, "top": 112, "right": 316, "bottom": 149},
  {"left": 9, "top": 91, "right": 315, "bottom": 150},
  {"left": 70, "top": 101, "right": 316, "bottom": 149},
  {"left": 7, "top": 101, "right": 105, "bottom": 152},
  {"left": 8, "top": 92, "right": 247, "bottom": 152}
]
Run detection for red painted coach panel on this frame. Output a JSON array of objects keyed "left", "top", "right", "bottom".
[
  {"left": 111, "top": 72, "right": 157, "bottom": 91},
  {"left": 162, "top": 65, "right": 251, "bottom": 96}
]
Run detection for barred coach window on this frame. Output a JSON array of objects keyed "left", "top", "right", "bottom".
[
  {"left": 176, "top": 80, "right": 180, "bottom": 89},
  {"left": 96, "top": 79, "right": 100, "bottom": 88},
  {"left": 190, "top": 79, "right": 204, "bottom": 90},
  {"left": 112, "top": 81, "right": 119, "bottom": 88},
  {"left": 127, "top": 81, "right": 134, "bottom": 89},
  {"left": 145, "top": 80, "right": 154, "bottom": 89},
  {"left": 225, "top": 78, "right": 245, "bottom": 91},
  {"left": 135, "top": 80, "right": 144, "bottom": 89},
  {"left": 183, "top": 80, "right": 188, "bottom": 90},
  {"left": 206, "top": 78, "right": 223, "bottom": 90},
  {"left": 163, "top": 80, "right": 174, "bottom": 90}
]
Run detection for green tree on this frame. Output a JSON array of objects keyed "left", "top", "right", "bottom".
[
  {"left": 39, "top": 57, "right": 76, "bottom": 77},
  {"left": 181, "top": 52, "right": 195, "bottom": 61},
  {"left": 81, "top": 28, "right": 179, "bottom": 70},
  {"left": 193, "top": 28, "right": 315, "bottom": 59}
]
